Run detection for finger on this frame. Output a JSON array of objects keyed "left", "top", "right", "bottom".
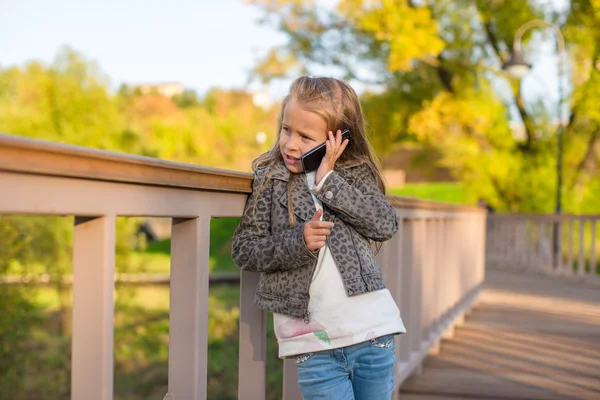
[
  {"left": 328, "top": 131, "right": 337, "bottom": 151},
  {"left": 313, "top": 241, "right": 326, "bottom": 249},
  {"left": 336, "top": 129, "right": 342, "bottom": 146},
  {"left": 310, "top": 229, "right": 331, "bottom": 236},
  {"left": 325, "top": 137, "right": 332, "bottom": 159},
  {"left": 307, "top": 242, "right": 321, "bottom": 251},
  {"left": 337, "top": 138, "right": 350, "bottom": 157},
  {"left": 314, "top": 221, "right": 335, "bottom": 229},
  {"left": 311, "top": 208, "right": 323, "bottom": 221}
]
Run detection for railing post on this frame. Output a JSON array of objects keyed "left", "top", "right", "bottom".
[
  {"left": 283, "top": 358, "right": 302, "bottom": 400},
  {"left": 431, "top": 219, "right": 441, "bottom": 341},
  {"left": 591, "top": 221, "right": 597, "bottom": 277},
  {"left": 71, "top": 215, "right": 116, "bottom": 400},
  {"left": 239, "top": 270, "right": 268, "bottom": 399},
  {"left": 378, "top": 212, "right": 405, "bottom": 366},
  {"left": 478, "top": 214, "right": 487, "bottom": 284},
  {"left": 578, "top": 218, "right": 586, "bottom": 276},
  {"left": 567, "top": 219, "right": 574, "bottom": 275},
  {"left": 518, "top": 220, "right": 526, "bottom": 268},
  {"left": 168, "top": 217, "right": 211, "bottom": 400},
  {"left": 410, "top": 220, "right": 424, "bottom": 355},
  {"left": 538, "top": 220, "right": 546, "bottom": 270},
  {"left": 422, "top": 219, "right": 433, "bottom": 342},
  {"left": 399, "top": 219, "right": 413, "bottom": 363},
  {"left": 504, "top": 219, "right": 511, "bottom": 267}
]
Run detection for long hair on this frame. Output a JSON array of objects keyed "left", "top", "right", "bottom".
[{"left": 251, "top": 76, "right": 387, "bottom": 241}]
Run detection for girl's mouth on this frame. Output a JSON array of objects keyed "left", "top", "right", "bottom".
[{"left": 285, "top": 154, "right": 300, "bottom": 165}]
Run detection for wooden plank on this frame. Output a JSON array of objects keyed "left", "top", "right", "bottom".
[
  {"left": 0, "top": 133, "right": 481, "bottom": 213},
  {"left": 399, "top": 395, "right": 507, "bottom": 400},
  {"left": 283, "top": 359, "right": 302, "bottom": 400},
  {"left": 0, "top": 133, "right": 252, "bottom": 194},
  {"left": 400, "top": 268, "right": 600, "bottom": 400},
  {"left": 71, "top": 215, "right": 116, "bottom": 400},
  {"left": 238, "top": 270, "right": 267, "bottom": 400},
  {"left": 401, "top": 369, "right": 593, "bottom": 400},
  {"left": 578, "top": 219, "right": 586, "bottom": 275},
  {"left": 590, "top": 221, "right": 597, "bottom": 277},
  {"left": 0, "top": 171, "right": 248, "bottom": 218},
  {"left": 168, "top": 217, "right": 211, "bottom": 400}
]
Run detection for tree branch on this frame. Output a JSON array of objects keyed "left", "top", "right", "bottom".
[
  {"left": 435, "top": 55, "right": 455, "bottom": 94},
  {"left": 477, "top": 14, "right": 535, "bottom": 150},
  {"left": 568, "top": 127, "right": 599, "bottom": 190},
  {"left": 489, "top": 175, "right": 516, "bottom": 211}
]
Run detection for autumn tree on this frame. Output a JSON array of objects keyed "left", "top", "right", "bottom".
[{"left": 245, "top": 0, "right": 600, "bottom": 213}]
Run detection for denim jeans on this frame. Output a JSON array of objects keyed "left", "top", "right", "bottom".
[{"left": 295, "top": 334, "right": 396, "bottom": 400}]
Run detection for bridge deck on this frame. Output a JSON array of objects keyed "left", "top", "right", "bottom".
[{"left": 400, "top": 268, "right": 600, "bottom": 400}]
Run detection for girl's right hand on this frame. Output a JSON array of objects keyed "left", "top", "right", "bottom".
[{"left": 303, "top": 209, "right": 334, "bottom": 251}]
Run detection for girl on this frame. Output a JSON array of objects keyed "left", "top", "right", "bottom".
[{"left": 232, "top": 76, "right": 405, "bottom": 399}]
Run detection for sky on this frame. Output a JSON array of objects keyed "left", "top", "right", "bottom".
[
  {"left": 1, "top": 0, "right": 570, "bottom": 121},
  {"left": 1, "top": 0, "right": 290, "bottom": 97}
]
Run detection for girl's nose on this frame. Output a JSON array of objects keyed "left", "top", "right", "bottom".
[{"left": 285, "top": 136, "right": 301, "bottom": 151}]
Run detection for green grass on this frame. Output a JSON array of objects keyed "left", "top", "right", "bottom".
[
  {"left": 128, "top": 251, "right": 171, "bottom": 274},
  {"left": 29, "top": 282, "right": 284, "bottom": 399},
  {"left": 389, "top": 182, "right": 469, "bottom": 204},
  {"left": 128, "top": 217, "right": 242, "bottom": 275}
]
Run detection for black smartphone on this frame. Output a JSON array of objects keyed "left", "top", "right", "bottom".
[{"left": 301, "top": 129, "right": 351, "bottom": 172}]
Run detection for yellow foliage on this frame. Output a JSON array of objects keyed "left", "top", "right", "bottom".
[
  {"left": 592, "top": 0, "right": 600, "bottom": 17},
  {"left": 408, "top": 86, "right": 510, "bottom": 145},
  {"left": 338, "top": 0, "right": 445, "bottom": 71}
]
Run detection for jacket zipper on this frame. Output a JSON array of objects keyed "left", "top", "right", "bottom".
[
  {"left": 303, "top": 212, "right": 329, "bottom": 324},
  {"left": 303, "top": 262, "right": 316, "bottom": 324}
]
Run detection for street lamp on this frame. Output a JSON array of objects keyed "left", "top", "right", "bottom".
[{"left": 502, "top": 19, "right": 566, "bottom": 268}]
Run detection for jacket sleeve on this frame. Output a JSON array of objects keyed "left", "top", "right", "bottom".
[
  {"left": 315, "top": 164, "right": 398, "bottom": 242},
  {"left": 232, "top": 168, "right": 318, "bottom": 273}
]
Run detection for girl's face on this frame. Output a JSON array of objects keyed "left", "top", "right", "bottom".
[{"left": 279, "top": 99, "right": 328, "bottom": 174}]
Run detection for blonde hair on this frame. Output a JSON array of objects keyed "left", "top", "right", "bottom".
[{"left": 252, "top": 76, "right": 387, "bottom": 234}]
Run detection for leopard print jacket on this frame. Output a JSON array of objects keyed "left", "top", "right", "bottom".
[{"left": 231, "top": 159, "right": 398, "bottom": 321}]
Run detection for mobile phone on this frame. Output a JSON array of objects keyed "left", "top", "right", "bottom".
[{"left": 301, "top": 129, "right": 351, "bottom": 172}]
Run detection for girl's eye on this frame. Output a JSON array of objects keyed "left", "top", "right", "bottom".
[
  {"left": 301, "top": 135, "right": 312, "bottom": 141},
  {"left": 282, "top": 127, "right": 291, "bottom": 134}
]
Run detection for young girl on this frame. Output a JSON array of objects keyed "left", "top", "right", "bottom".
[{"left": 232, "top": 76, "right": 405, "bottom": 399}]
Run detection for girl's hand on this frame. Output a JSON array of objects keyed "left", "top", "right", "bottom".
[
  {"left": 303, "top": 209, "right": 334, "bottom": 251},
  {"left": 315, "top": 130, "right": 350, "bottom": 185}
]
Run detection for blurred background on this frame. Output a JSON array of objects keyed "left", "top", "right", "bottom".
[{"left": 1, "top": 0, "right": 599, "bottom": 398}]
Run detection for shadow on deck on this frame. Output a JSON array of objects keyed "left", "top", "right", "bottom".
[{"left": 400, "top": 267, "right": 600, "bottom": 400}]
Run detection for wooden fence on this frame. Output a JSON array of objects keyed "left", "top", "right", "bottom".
[{"left": 0, "top": 133, "right": 486, "bottom": 399}]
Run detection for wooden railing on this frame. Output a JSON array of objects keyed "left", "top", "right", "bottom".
[
  {"left": 0, "top": 133, "right": 486, "bottom": 400},
  {"left": 486, "top": 214, "right": 600, "bottom": 284}
]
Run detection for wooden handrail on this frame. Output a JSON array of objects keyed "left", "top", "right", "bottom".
[
  {"left": 0, "top": 133, "right": 483, "bottom": 212},
  {"left": 0, "top": 132, "right": 488, "bottom": 399},
  {"left": 486, "top": 214, "right": 600, "bottom": 284},
  {"left": 388, "top": 196, "right": 484, "bottom": 213},
  {"left": 0, "top": 133, "right": 253, "bottom": 194}
]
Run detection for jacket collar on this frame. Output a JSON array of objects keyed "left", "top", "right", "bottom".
[
  {"left": 267, "top": 157, "right": 363, "bottom": 223},
  {"left": 267, "top": 157, "right": 363, "bottom": 182}
]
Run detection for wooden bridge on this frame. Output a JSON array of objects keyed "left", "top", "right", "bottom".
[
  {"left": 401, "top": 267, "right": 600, "bottom": 400},
  {"left": 1, "top": 133, "right": 599, "bottom": 400}
]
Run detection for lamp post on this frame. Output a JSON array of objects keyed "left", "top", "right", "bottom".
[{"left": 502, "top": 19, "right": 566, "bottom": 269}]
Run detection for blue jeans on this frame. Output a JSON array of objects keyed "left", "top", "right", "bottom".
[{"left": 295, "top": 334, "right": 396, "bottom": 400}]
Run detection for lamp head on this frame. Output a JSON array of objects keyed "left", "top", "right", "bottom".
[{"left": 502, "top": 50, "right": 532, "bottom": 79}]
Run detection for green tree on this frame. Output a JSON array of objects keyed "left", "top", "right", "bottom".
[
  {"left": 245, "top": 0, "right": 600, "bottom": 213},
  {"left": 0, "top": 46, "right": 276, "bottom": 397}
]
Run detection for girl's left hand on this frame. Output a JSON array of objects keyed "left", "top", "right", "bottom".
[{"left": 315, "top": 130, "right": 350, "bottom": 185}]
